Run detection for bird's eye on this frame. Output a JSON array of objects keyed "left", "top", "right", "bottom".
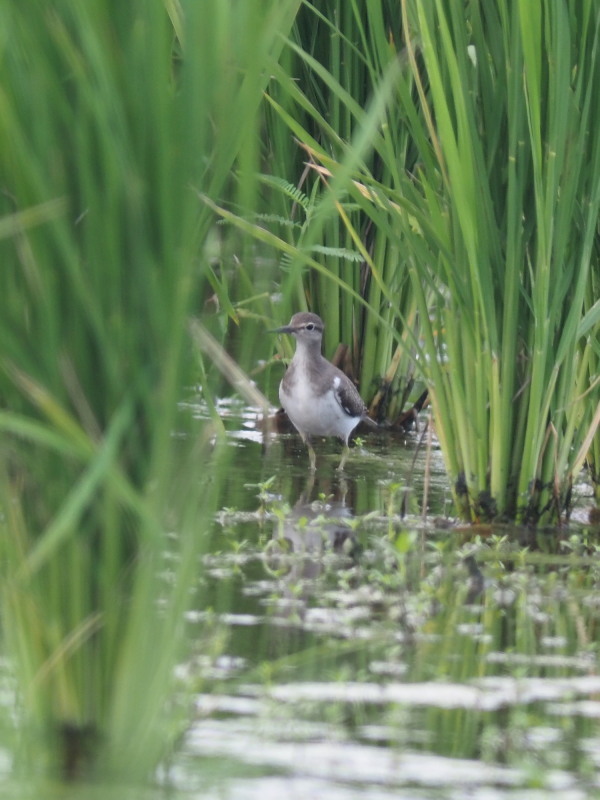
[{"left": 306, "top": 323, "right": 315, "bottom": 331}]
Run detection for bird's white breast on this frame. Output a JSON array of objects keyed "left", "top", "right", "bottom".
[{"left": 280, "top": 372, "right": 359, "bottom": 442}]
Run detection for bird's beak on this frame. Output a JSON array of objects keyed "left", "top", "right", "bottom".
[{"left": 269, "top": 324, "right": 293, "bottom": 334}]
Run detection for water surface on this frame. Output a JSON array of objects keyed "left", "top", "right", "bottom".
[{"left": 166, "top": 397, "right": 600, "bottom": 799}]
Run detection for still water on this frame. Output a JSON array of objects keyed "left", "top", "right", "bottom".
[
  {"left": 2, "top": 395, "right": 598, "bottom": 799},
  {"left": 165, "top": 397, "right": 600, "bottom": 799}
]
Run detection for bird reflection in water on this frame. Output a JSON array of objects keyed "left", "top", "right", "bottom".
[{"left": 263, "top": 473, "right": 360, "bottom": 624}]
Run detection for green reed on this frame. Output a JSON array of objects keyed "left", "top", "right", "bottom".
[
  {"left": 395, "top": 0, "right": 600, "bottom": 522},
  {"left": 583, "top": 264, "right": 600, "bottom": 503},
  {"left": 257, "top": 0, "right": 424, "bottom": 421},
  {"left": 0, "top": 0, "right": 299, "bottom": 779},
  {"left": 276, "top": 0, "right": 600, "bottom": 522}
]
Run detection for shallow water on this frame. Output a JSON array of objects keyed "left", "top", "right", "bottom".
[
  {"left": 164, "top": 397, "right": 600, "bottom": 799},
  {"left": 2, "top": 396, "right": 598, "bottom": 798}
]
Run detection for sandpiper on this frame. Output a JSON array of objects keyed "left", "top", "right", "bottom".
[{"left": 273, "top": 311, "right": 375, "bottom": 470}]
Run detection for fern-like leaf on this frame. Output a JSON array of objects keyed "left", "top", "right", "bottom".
[{"left": 258, "top": 174, "right": 312, "bottom": 211}]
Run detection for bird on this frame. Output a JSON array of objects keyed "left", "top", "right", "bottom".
[{"left": 272, "top": 311, "right": 375, "bottom": 470}]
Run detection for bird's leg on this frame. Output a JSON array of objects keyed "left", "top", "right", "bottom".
[
  {"left": 308, "top": 442, "right": 317, "bottom": 471},
  {"left": 301, "top": 433, "right": 317, "bottom": 471},
  {"left": 337, "top": 444, "right": 350, "bottom": 472}
]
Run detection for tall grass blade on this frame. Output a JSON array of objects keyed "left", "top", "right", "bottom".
[{"left": 0, "top": 0, "right": 300, "bottom": 779}]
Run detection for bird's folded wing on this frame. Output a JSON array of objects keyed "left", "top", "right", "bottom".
[{"left": 332, "top": 373, "right": 367, "bottom": 418}]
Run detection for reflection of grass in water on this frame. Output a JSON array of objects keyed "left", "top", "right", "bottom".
[
  {"left": 194, "top": 492, "right": 600, "bottom": 787},
  {"left": 0, "top": 1, "right": 300, "bottom": 781},
  {"left": 197, "top": 442, "right": 600, "bottom": 793}
]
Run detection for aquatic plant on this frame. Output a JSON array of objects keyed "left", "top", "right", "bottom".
[
  {"left": 394, "top": 0, "right": 600, "bottom": 522},
  {"left": 0, "top": 0, "right": 299, "bottom": 779},
  {"left": 266, "top": 0, "right": 600, "bottom": 523}
]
